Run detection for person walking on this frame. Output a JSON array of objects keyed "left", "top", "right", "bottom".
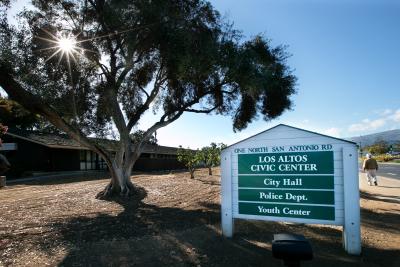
[{"left": 363, "top": 154, "right": 379, "bottom": 186}]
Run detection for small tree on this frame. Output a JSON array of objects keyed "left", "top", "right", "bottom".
[
  {"left": 199, "top": 142, "right": 226, "bottom": 175},
  {"left": 177, "top": 147, "right": 200, "bottom": 179}
]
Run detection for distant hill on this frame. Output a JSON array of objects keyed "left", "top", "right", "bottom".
[{"left": 347, "top": 129, "right": 400, "bottom": 147}]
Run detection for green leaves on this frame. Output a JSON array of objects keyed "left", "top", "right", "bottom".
[
  {"left": 1, "top": 0, "right": 296, "bottom": 147},
  {"left": 178, "top": 142, "right": 227, "bottom": 177},
  {"left": 198, "top": 142, "right": 226, "bottom": 168},
  {"left": 0, "top": 97, "right": 41, "bottom": 130},
  {"left": 177, "top": 147, "right": 200, "bottom": 169}
]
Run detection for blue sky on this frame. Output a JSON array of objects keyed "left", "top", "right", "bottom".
[{"left": 5, "top": 0, "right": 400, "bottom": 148}]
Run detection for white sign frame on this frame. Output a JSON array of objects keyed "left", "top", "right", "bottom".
[{"left": 221, "top": 124, "right": 361, "bottom": 255}]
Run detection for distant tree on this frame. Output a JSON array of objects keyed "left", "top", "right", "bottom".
[
  {"left": 0, "top": 0, "right": 296, "bottom": 198},
  {"left": 393, "top": 142, "right": 400, "bottom": 152},
  {"left": 130, "top": 130, "right": 157, "bottom": 145},
  {"left": 177, "top": 147, "right": 200, "bottom": 179},
  {"left": 366, "top": 139, "right": 389, "bottom": 155},
  {"left": 198, "top": 142, "right": 226, "bottom": 175}
]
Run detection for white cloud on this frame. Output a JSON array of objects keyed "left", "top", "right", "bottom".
[
  {"left": 370, "top": 118, "right": 386, "bottom": 128},
  {"left": 373, "top": 109, "right": 392, "bottom": 116},
  {"left": 347, "top": 107, "right": 400, "bottom": 134},
  {"left": 390, "top": 109, "right": 400, "bottom": 122},
  {"left": 382, "top": 109, "right": 393, "bottom": 116},
  {"left": 322, "top": 127, "right": 341, "bottom": 137},
  {"left": 348, "top": 118, "right": 386, "bottom": 133}
]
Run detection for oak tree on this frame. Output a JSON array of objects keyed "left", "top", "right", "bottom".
[{"left": 0, "top": 0, "right": 296, "bottom": 198}]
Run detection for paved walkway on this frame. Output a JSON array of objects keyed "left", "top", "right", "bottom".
[
  {"left": 5, "top": 170, "right": 109, "bottom": 185},
  {"left": 359, "top": 171, "right": 400, "bottom": 203}
]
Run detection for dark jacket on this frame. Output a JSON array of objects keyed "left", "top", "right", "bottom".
[{"left": 363, "top": 158, "right": 378, "bottom": 170}]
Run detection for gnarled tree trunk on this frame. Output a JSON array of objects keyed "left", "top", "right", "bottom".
[{"left": 96, "top": 144, "right": 141, "bottom": 199}]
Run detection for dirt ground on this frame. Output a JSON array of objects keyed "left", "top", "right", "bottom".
[{"left": 0, "top": 168, "right": 399, "bottom": 267}]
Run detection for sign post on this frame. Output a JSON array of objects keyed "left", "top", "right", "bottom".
[{"left": 220, "top": 124, "right": 361, "bottom": 255}]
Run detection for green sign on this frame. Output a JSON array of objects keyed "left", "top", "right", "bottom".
[
  {"left": 238, "top": 175, "right": 334, "bottom": 189},
  {"left": 238, "top": 151, "right": 334, "bottom": 174},
  {"left": 238, "top": 151, "right": 335, "bottom": 221},
  {"left": 239, "top": 202, "right": 335, "bottom": 221},
  {"left": 239, "top": 189, "right": 334, "bottom": 204}
]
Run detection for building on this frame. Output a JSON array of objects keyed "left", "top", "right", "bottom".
[{"left": 0, "top": 130, "right": 184, "bottom": 178}]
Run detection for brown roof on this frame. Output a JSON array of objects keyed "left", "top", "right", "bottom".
[
  {"left": 6, "top": 130, "right": 179, "bottom": 155},
  {"left": 141, "top": 144, "right": 179, "bottom": 155}
]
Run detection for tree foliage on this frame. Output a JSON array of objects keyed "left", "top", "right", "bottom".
[
  {"left": 365, "top": 139, "right": 389, "bottom": 155},
  {"left": 130, "top": 130, "right": 157, "bottom": 145},
  {"left": 0, "top": 0, "right": 296, "bottom": 198},
  {"left": 198, "top": 142, "right": 226, "bottom": 175},
  {"left": 0, "top": 97, "right": 42, "bottom": 130},
  {"left": 177, "top": 147, "right": 200, "bottom": 179}
]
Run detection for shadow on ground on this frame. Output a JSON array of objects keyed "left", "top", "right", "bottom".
[
  {"left": 6, "top": 169, "right": 188, "bottom": 187},
  {"left": 360, "top": 190, "right": 400, "bottom": 204},
  {"left": 24, "top": 187, "right": 398, "bottom": 267}
]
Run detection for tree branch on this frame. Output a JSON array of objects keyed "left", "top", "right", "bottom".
[
  {"left": 116, "top": 65, "right": 133, "bottom": 89},
  {"left": 184, "top": 106, "right": 219, "bottom": 114},
  {"left": 0, "top": 66, "right": 113, "bottom": 167},
  {"left": 138, "top": 110, "right": 184, "bottom": 151},
  {"left": 126, "top": 62, "right": 165, "bottom": 131}
]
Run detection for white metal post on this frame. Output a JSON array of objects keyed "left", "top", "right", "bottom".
[
  {"left": 342, "top": 147, "right": 361, "bottom": 255},
  {"left": 221, "top": 150, "right": 234, "bottom": 237}
]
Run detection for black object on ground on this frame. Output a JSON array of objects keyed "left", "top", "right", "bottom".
[{"left": 272, "top": 233, "right": 313, "bottom": 267}]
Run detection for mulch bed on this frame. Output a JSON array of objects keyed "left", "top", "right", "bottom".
[{"left": 0, "top": 168, "right": 399, "bottom": 266}]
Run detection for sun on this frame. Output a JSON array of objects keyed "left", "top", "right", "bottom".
[{"left": 58, "top": 37, "right": 76, "bottom": 53}]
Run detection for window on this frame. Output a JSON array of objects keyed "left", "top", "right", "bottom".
[{"left": 79, "top": 150, "right": 107, "bottom": 170}]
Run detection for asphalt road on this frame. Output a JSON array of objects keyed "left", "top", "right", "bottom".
[
  {"left": 359, "top": 162, "right": 400, "bottom": 180},
  {"left": 377, "top": 163, "right": 400, "bottom": 179}
]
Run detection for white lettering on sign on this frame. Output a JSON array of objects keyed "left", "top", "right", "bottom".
[
  {"left": 285, "top": 193, "right": 308, "bottom": 202},
  {"left": 278, "top": 155, "right": 307, "bottom": 163},
  {"left": 257, "top": 206, "right": 280, "bottom": 214},
  {"left": 250, "top": 164, "right": 275, "bottom": 172},
  {"left": 278, "top": 164, "right": 317, "bottom": 172},
  {"left": 258, "top": 155, "right": 276, "bottom": 163},
  {"left": 256, "top": 205, "right": 311, "bottom": 216},
  {"left": 283, "top": 178, "right": 302, "bottom": 186},
  {"left": 282, "top": 207, "right": 311, "bottom": 216},
  {"left": 263, "top": 178, "right": 281, "bottom": 187},
  {"left": 251, "top": 163, "right": 317, "bottom": 172},
  {"left": 259, "top": 192, "right": 283, "bottom": 200}
]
